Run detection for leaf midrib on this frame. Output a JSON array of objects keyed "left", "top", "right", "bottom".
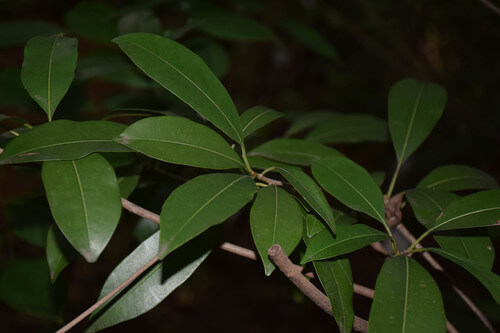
[
  {"left": 424, "top": 175, "right": 493, "bottom": 189},
  {"left": 397, "top": 84, "right": 424, "bottom": 165},
  {"left": 307, "top": 232, "right": 385, "bottom": 260},
  {"left": 122, "top": 39, "right": 243, "bottom": 144},
  {"left": 430, "top": 207, "right": 500, "bottom": 233},
  {"left": 47, "top": 36, "right": 58, "bottom": 120},
  {"left": 72, "top": 161, "right": 91, "bottom": 251},
  {"left": 242, "top": 109, "right": 274, "bottom": 134}
]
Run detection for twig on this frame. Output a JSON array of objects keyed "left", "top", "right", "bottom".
[
  {"left": 268, "top": 244, "right": 368, "bottom": 332},
  {"left": 121, "top": 198, "right": 160, "bottom": 224},
  {"left": 353, "top": 284, "right": 375, "bottom": 299},
  {"left": 397, "top": 223, "right": 495, "bottom": 333},
  {"left": 479, "top": 0, "right": 500, "bottom": 16},
  {"left": 56, "top": 255, "right": 159, "bottom": 333}
]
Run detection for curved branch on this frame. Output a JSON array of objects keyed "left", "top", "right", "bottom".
[{"left": 268, "top": 244, "right": 368, "bottom": 332}]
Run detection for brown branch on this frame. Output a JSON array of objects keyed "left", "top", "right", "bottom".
[
  {"left": 56, "top": 255, "right": 159, "bottom": 333},
  {"left": 396, "top": 223, "right": 495, "bottom": 333},
  {"left": 121, "top": 198, "right": 160, "bottom": 224},
  {"left": 479, "top": 0, "right": 500, "bottom": 15},
  {"left": 269, "top": 244, "right": 368, "bottom": 332}
]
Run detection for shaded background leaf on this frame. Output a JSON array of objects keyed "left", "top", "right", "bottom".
[{"left": 417, "top": 164, "right": 498, "bottom": 191}]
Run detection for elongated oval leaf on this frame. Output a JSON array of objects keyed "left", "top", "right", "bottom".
[
  {"left": 407, "top": 189, "right": 495, "bottom": 270},
  {"left": 42, "top": 154, "right": 122, "bottom": 262},
  {"left": 285, "top": 110, "right": 339, "bottom": 137},
  {"left": 113, "top": 33, "right": 244, "bottom": 144},
  {"left": 21, "top": 34, "right": 78, "bottom": 121},
  {"left": 368, "top": 256, "right": 446, "bottom": 332},
  {"left": 240, "top": 105, "right": 283, "bottom": 138},
  {"left": 116, "top": 116, "right": 243, "bottom": 170},
  {"left": 312, "top": 157, "right": 387, "bottom": 227},
  {"left": 306, "top": 114, "right": 388, "bottom": 144},
  {"left": 159, "top": 173, "right": 256, "bottom": 258},
  {"left": 249, "top": 138, "right": 344, "bottom": 166},
  {"left": 194, "top": 7, "right": 276, "bottom": 42},
  {"left": 388, "top": 78, "right": 447, "bottom": 165},
  {"left": 86, "top": 229, "right": 216, "bottom": 332},
  {"left": 301, "top": 224, "right": 387, "bottom": 263},
  {"left": 0, "top": 120, "right": 130, "bottom": 165},
  {"left": 314, "top": 259, "right": 354, "bottom": 332},
  {"left": 417, "top": 164, "right": 498, "bottom": 191},
  {"left": 425, "top": 247, "right": 500, "bottom": 304},
  {"left": 250, "top": 186, "right": 303, "bottom": 275},
  {"left": 277, "top": 166, "right": 335, "bottom": 233},
  {"left": 46, "top": 224, "right": 74, "bottom": 283},
  {"left": 429, "top": 189, "right": 500, "bottom": 232},
  {"left": 281, "top": 20, "right": 340, "bottom": 62}
]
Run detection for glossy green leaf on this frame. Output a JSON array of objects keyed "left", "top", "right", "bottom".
[
  {"left": 428, "top": 189, "right": 500, "bottom": 232},
  {"left": 368, "top": 256, "right": 446, "bottom": 332},
  {"left": 407, "top": 189, "right": 495, "bottom": 270},
  {"left": 185, "top": 37, "right": 229, "bottom": 78},
  {"left": 21, "top": 34, "right": 78, "bottom": 121},
  {"left": 42, "top": 154, "right": 122, "bottom": 262},
  {"left": 116, "top": 116, "right": 243, "bottom": 169},
  {"left": 0, "top": 120, "right": 130, "bottom": 165},
  {"left": 250, "top": 186, "right": 303, "bottom": 275},
  {"left": 64, "top": 2, "right": 117, "bottom": 43},
  {"left": 0, "top": 259, "right": 64, "bottom": 321},
  {"left": 301, "top": 224, "right": 387, "bottom": 263},
  {"left": 159, "top": 173, "right": 256, "bottom": 258},
  {"left": 277, "top": 166, "right": 335, "bottom": 233},
  {"left": 113, "top": 33, "right": 244, "bottom": 144},
  {"left": 314, "top": 259, "right": 353, "bottom": 332},
  {"left": 194, "top": 7, "right": 276, "bottom": 42},
  {"left": 46, "top": 224, "right": 74, "bottom": 283},
  {"left": 0, "top": 20, "right": 61, "bottom": 48},
  {"left": 247, "top": 155, "right": 302, "bottom": 172},
  {"left": 417, "top": 164, "right": 498, "bottom": 191},
  {"left": 249, "top": 138, "right": 344, "bottom": 166},
  {"left": 388, "top": 78, "right": 447, "bottom": 165},
  {"left": 425, "top": 248, "right": 500, "bottom": 304},
  {"left": 117, "top": 10, "right": 162, "bottom": 35},
  {"left": 312, "top": 157, "right": 388, "bottom": 227},
  {"left": 284, "top": 110, "right": 338, "bottom": 137},
  {"left": 281, "top": 20, "right": 340, "bottom": 62},
  {"left": 86, "top": 229, "right": 216, "bottom": 332},
  {"left": 306, "top": 114, "right": 388, "bottom": 144},
  {"left": 305, "top": 214, "right": 326, "bottom": 238},
  {"left": 240, "top": 106, "right": 283, "bottom": 138}
]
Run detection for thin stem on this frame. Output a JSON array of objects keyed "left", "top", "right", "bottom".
[
  {"left": 386, "top": 162, "right": 401, "bottom": 198},
  {"left": 260, "top": 166, "right": 276, "bottom": 177},
  {"left": 268, "top": 244, "right": 368, "bottom": 332},
  {"left": 240, "top": 145, "right": 254, "bottom": 176},
  {"left": 407, "top": 229, "right": 431, "bottom": 252},
  {"left": 56, "top": 255, "right": 159, "bottom": 333}
]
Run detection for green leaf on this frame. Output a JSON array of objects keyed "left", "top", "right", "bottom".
[
  {"left": 368, "top": 256, "right": 446, "bottom": 332},
  {"left": 46, "top": 224, "right": 74, "bottom": 283},
  {"left": 250, "top": 186, "right": 303, "bottom": 275},
  {"left": 407, "top": 189, "right": 495, "bottom": 270},
  {"left": 240, "top": 106, "right": 283, "bottom": 138},
  {"left": 312, "top": 157, "right": 387, "bottom": 227},
  {"left": 427, "top": 247, "right": 500, "bottom": 303},
  {"left": 117, "top": 174, "right": 140, "bottom": 199},
  {"left": 116, "top": 116, "right": 243, "bottom": 169},
  {"left": 249, "top": 138, "right": 344, "bottom": 166},
  {"left": 314, "top": 259, "right": 354, "bottom": 332},
  {"left": 42, "top": 154, "right": 122, "bottom": 262},
  {"left": 64, "top": 2, "right": 117, "bottom": 43},
  {"left": 417, "top": 164, "right": 498, "bottom": 191},
  {"left": 388, "top": 78, "right": 447, "bottom": 165},
  {"left": 305, "top": 214, "right": 326, "bottom": 238},
  {"left": 86, "top": 229, "right": 216, "bottom": 332},
  {"left": 301, "top": 224, "right": 387, "bottom": 263},
  {"left": 281, "top": 20, "right": 340, "bottom": 62},
  {"left": 306, "top": 114, "right": 388, "bottom": 144},
  {"left": 194, "top": 6, "right": 276, "bottom": 42},
  {"left": 113, "top": 33, "right": 244, "bottom": 144},
  {"left": 159, "top": 173, "right": 256, "bottom": 258},
  {"left": 284, "top": 110, "right": 339, "bottom": 137},
  {"left": 0, "top": 259, "right": 64, "bottom": 321},
  {"left": 277, "top": 166, "right": 335, "bottom": 233},
  {"left": 247, "top": 155, "right": 302, "bottom": 172},
  {"left": 0, "top": 120, "right": 130, "bottom": 165},
  {"left": 0, "top": 20, "right": 61, "bottom": 48},
  {"left": 117, "top": 10, "right": 162, "bottom": 35},
  {"left": 21, "top": 34, "right": 78, "bottom": 121},
  {"left": 428, "top": 189, "right": 500, "bottom": 232}
]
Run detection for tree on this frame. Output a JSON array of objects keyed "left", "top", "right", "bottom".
[{"left": 1, "top": 1, "right": 499, "bottom": 332}]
